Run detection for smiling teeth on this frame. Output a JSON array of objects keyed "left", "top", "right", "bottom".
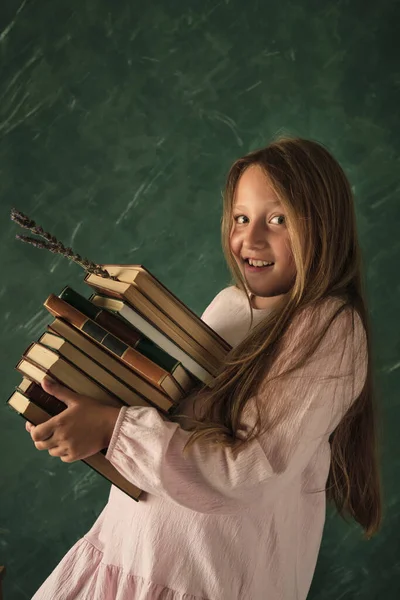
[{"left": 248, "top": 259, "right": 273, "bottom": 267}]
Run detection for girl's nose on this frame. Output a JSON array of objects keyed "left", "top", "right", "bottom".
[{"left": 244, "top": 221, "right": 268, "bottom": 249}]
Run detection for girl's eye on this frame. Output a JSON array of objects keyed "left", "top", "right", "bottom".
[
  {"left": 233, "top": 215, "right": 248, "bottom": 224},
  {"left": 270, "top": 215, "right": 286, "bottom": 225},
  {"left": 233, "top": 214, "right": 286, "bottom": 225}
]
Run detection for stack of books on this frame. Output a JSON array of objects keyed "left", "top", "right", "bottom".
[{"left": 7, "top": 264, "right": 231, "bottom": 501}]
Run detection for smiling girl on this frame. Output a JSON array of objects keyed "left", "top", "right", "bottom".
[{"left": 29, "top": 136, "right": 381, "bottom": 600}]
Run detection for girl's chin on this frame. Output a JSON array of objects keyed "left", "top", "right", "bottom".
[
  {"left": 250, "top": 294, "right": 283, "bottom": 310},
  {"left": 246, "top": 282, "right": 291, "bottom": 301}
]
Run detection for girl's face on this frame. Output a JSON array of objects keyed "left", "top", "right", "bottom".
[{"left": 230, "top": 165, "right": 297, "bottom": 309}]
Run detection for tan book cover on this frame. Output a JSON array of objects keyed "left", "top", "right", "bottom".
[
  {"left": 84, "top": 272, "right": 219, "bottom": 375},
  {"left": 100, "top": 264, "right": 231, "bottom": 360}
]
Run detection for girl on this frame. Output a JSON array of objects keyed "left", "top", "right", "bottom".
[{"left": 27, "top": 136, "right": 381, "bottom": 600}]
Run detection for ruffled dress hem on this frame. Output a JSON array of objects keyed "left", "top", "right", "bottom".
[{"left": 32, "top": 537, "right": 208, "bottom": 600}]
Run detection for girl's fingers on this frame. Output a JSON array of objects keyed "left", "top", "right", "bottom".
[
  {"left": 48, "top": 446, "right": 68, "bottom": 458},
  {"left": 34, "top": 438, "right": 57, "bottom": 451},
  {"left": 30, "top": 424, "right": 55, "bottom": 443},
  {"left": 26, "top": 422, "right": 54, "bottom": 440},
  {"left": 31, "top": 423, "right": 54, "bottom": 443},
  {"left": 26, "top": 421, "right": 55, "bottom": 448},
  {"left": 41, "top": 377, "right": 77, "bottom": 405}
]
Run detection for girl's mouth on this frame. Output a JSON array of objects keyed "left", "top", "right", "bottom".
[{"left": 244, "top": 259, "right": 275, "bottom": 273}]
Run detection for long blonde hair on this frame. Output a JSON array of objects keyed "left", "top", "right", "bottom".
[{"left": 170, "top": 136, "right": 382, "bottom": 539}]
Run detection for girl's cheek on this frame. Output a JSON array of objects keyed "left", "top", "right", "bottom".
[
  {"left": 229, "top": 240, "right": 239, "bottom": 259},
  {"left": 229, "top": 230, "right": 240, "bottom": 253}
]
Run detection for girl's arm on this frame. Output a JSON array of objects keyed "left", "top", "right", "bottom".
[{"left": 106, "top": 303, "right": 368, "bottom": 514}]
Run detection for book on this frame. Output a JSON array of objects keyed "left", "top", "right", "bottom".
[
  {"left": 47, "top": 318, "right": 186, "bottom": 403},
  {"left": 16, "top": 377, "right": 105, "bottom": 456},
  {"left": 50, "top": 288, "right": 193, "bottom": 397},
  {"left": 91, "top": 294, "right": 215, "bottom": 386},
  {"left": 44, "top": 294, "right": 191, "bottom": 404},
  {"left": 59, "top": 287, "right": 196, "bottom": 391},
  {"left": 17, "top": 377, "right": 66, "bottom": 415},
  {"left": 9, "top": 387, "right": 60, "bottom": 423},
  {"left": 39, "top": 331, "right": 174, "bottom": 413},
  {"left": 59, "top": 286, "right": 151, "bottom": 351},
  {"left": 17, "top": 346, "right": 124, "bottom": 408},
  {"left": 8, "top": 385, "right": 142, "bottom": 501},
  {"left": 98, "top": 264, "right": 231, "bottom": 359},
  {"left": 9, "top": 250, "right": 228, "bottom": 501},
  {"left": 84, "top": 272, "right": 220, "bottom": 375}
]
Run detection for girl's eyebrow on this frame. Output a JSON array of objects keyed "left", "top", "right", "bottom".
[{"left": 233, "top": 200, "right": 282, "bottom": 210}]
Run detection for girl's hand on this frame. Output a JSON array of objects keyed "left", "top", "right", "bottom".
[{"left": 25, "top": 377, "right": 121, "bottom": 463}]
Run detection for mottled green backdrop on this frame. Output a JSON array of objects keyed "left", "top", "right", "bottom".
[{"left": 1, "top": 0, "right": 399, "bottom": 598}]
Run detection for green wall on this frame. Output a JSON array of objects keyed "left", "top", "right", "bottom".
[{"left": 1, "top": 0, "right": 399, "bottom": 598}]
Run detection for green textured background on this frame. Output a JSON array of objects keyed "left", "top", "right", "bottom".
[{"left": 1, "top": 0, "right": 399, "bottom": 598}]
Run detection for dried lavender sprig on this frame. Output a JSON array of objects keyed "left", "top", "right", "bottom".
[
  {"left": 11, "top": 209, "right": 117, "bottom": 280},
  {"left": 15, "top": 235, "right": 111, "bottom": 278},
  {"left": 16, "top": 236, "right": 59, "bottom": 252},
  {"left": 11, "top": 209, "right": 59, "bottom": 246}
]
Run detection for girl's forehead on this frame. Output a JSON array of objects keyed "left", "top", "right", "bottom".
[
  {"left": 236, "top": 165, "right": 277, "bottom": 194},
  {"left": 233, "top": 167, "right": 282, "bottom": 208}
]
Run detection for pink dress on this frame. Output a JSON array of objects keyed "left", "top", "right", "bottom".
[{"left": 32, "top": 286, "right": 367, "bottom": 600}]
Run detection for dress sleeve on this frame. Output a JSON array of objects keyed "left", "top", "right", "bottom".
[
  {"left": 105, "top": 301, "right": 368, "bottom": 514},
  {"left": 199, "top": 287, "right": 233, "bottom": 321}
]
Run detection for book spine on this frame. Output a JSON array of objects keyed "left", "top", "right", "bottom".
[
  {"left": 22, "top": 381, "right": 66, "bottom": 415},
  {"left": 134, "top": 335, "right": 181, "bottom": 372},
  {"left": 60, "top": 288, "right": 183, "bottom": 375},
  {"left": 171, "top": 364, "right": 196, "bottom": 393},
  {"left": 59, "top": 287, "right": 143, "bottom": 349},
  {"left": 85, "top": 274, "right": 218, "bottom": 375},
  {"left": 96, "top": 298, "right": 213, "bottom": 386},
  {"left": 45, "top": 295, "right": 183, "bottom": 401}
]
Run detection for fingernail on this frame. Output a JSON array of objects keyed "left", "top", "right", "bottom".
[{"left": 44, "top": 377, "right": 55, "bottom": 389}]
